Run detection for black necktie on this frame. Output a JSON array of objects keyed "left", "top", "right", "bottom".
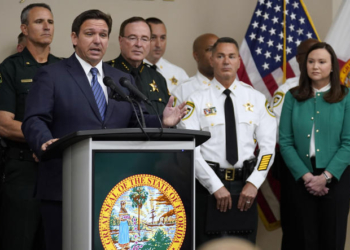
[
  {"left": 223, "top": 89, "right": 238, "bottom": 165},
  {"left": 130, "top": 68, "right": 143, "bottom": 92}
]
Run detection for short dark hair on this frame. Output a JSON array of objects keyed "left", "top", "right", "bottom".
[
  {"left": 293, "top": 42, "right": 348, "bottom": 103},
  {"left": 212, "top": 37, "right": 239, "bottom": 53},
  {"left": 18, "top": 32, "right": 26, "bottom": 44},
  {"left": 119, "top": 16, "right": 152, "bottom": 37},
  {"left": 72, "top": 9, "right": 112, "bottom": 37},
  {"left": 21, "top": 3, "right": 52, "bottom": 25},
  {"left": 145, "top": 17, "right": 164, "bottom": 25}
]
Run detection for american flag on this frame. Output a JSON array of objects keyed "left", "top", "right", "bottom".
[
  {"left": 237, "top": 0, "right": 319, "bottom": 231},
  {"left": 238, "top": 0, "right": 319, "bottom": 100}
]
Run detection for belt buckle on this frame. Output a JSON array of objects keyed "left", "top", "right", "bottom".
[{"left": 225, "top": 168, "right": 235, "bottom": 181}]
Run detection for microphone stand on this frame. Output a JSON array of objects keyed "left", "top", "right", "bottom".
[{"left": 109, "top": 91, "right": 150, "bottom": 140}]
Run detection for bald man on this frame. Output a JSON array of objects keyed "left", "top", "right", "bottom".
[
  {"left": 172, "top": 33, "right": 218, "bottom": 104},
  {"left": 271, "top": 38, "right": 318, "bottom": 250}
]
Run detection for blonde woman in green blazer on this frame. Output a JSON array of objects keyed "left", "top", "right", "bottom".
[{"left": 280, "top": 42, "right": 350, "bottom": 250}]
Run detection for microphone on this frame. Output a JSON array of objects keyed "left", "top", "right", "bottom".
[
  {"left": 119, "top": 77, "right": 163, "bottom": 135},
  {"left": 119, "top": 77, "right": 151, "bottom": 104},
  {"left": 103, "top": 76, "right": 130, "bottom": 102}
]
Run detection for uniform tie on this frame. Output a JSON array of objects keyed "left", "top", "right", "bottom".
[
  {"left": 90, "top": 67, "right": 106, "bottom": 121},
  {"left": 223, "top": 89, "right": 238, "bottom": 165},
  {"left": 130, "top": 68, "right": 143, "bottom": 92}
]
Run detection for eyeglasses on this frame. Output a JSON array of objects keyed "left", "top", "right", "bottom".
[{"left": 123, "top": 35, "right": 151, "bottom": 44}]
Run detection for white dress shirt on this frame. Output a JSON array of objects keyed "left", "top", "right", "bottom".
[
  {"left": 75, "top": 53, "right": 108, "bottom": 103},
  {"left": 178, "top": 78, "right": 277, "bottom": 194},
  {"left": 144, "top": 57, "right": 189, "bottom": 94},
  {"left": 172, "top": 71, "right": 211, "bottom": 105}
]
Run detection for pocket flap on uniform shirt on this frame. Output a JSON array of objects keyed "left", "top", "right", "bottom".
[
  {"left": 237, "top": 113, "right": 259, "bottom": 126},
  {"left": 200, "top": 115, "right": 225, "bottom": 129}
]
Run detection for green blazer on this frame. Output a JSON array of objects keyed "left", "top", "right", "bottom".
[{"left": 279, "top": 90, "right": 350, "bottom": 181}]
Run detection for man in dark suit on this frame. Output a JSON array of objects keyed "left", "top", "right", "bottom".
[{"left": 21, "top": 9, "right": 186, "bottom": 250}]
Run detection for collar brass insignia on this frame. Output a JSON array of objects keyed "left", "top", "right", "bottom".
[
  {"left": 149, "top": 80, "right": 159, "bottom": 92},
  {"left": 243, "top": 102, "right": 254, "bottom": 112}
]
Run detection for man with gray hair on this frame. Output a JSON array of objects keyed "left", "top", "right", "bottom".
[{"left": 0, "top": 3, "right": 60, "bottom": 249}]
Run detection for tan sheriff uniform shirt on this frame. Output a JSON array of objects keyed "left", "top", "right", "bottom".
[{"left": 178, "top": 78, "right": 277, "bottom": 194}]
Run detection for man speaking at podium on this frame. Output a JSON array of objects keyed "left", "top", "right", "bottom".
[{"left": 21, "top": 9, "right": 186, "bottom": 250}]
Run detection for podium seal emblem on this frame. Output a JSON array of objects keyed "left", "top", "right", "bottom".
[{"left": 99, "top": 174, "right": 186, "bottom": 250}]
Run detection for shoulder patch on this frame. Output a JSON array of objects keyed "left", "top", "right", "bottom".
[
  {"left": 265, "top": 100, "right": 275, "bottom": 117},
  {"left": 182, "top": 101, "right": 195, "bottom": 120},
  {"left": 257, "top": 154, "right": 272, "bottom": 171},
  {"left": 272, "top": 91, "right": 284, "bottom": 108}
]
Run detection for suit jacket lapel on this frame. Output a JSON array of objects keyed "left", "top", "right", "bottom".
[{"left": 65, "top": 54, "right": 103, "bottom": 122}]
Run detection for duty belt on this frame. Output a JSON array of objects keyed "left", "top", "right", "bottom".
[
  {"left": 6, "top": 147, "right": 35, "bottom": 162},
  {"left": 206, "top": 160, "right": 243, "bottom": 181}
]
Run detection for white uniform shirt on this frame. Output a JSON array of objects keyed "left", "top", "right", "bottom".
[
  {"left": 178, "top": 78, "right": 276, "bottom": 194},
  {"left": 172, "top": 71, "right": 211, "bottom": 105},
  {"left": 144, "top": 57, "right": 189, "bottom": 94},
  {"left": 271, "top": 76, "right": 299, "bottom": 127}
]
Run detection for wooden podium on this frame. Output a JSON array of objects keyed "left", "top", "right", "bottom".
[{"left": 43, "top": 128, "right": 210, "bottom": 250}]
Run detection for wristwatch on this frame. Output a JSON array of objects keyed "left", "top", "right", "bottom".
[{"left": 322, "top": 172, "right": 332, "bottom": 184}]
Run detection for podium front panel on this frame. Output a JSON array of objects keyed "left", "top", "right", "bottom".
[{"left": 63, "top": 139, "right": 195, "bottom": 250}]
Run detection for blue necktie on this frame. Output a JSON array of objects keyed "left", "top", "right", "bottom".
[{"left": 90, "top": 68, "right": 106, "bottom": 121}]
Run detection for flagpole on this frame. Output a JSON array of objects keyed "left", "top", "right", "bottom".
[{"left": 283, "top": 0, "right": 287, "bottom": 83}]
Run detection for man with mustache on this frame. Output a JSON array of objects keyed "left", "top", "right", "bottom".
[
  {"left": 144, "top": 17, "right": 189, "bottom": 94},
  {"left": 0, "top": 3, "right": 60, "bottom": 249},
  {"left": 107, "top": 17, "right": 170, "bottom": 115}
]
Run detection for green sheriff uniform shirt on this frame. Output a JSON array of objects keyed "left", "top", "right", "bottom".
[
  {"left": 0, "top": 47, "right": 61, "bottom": 149},
  {"left": 106, "top": 55, "right": 170, "bottom": 115}
]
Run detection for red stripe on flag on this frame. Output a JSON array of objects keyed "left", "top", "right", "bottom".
[
  {"left": 257, "top": 189, "right": 277, "bottom": 224},
  {"left": 237, "top": 59, "right": 253, "bottom": 87},
  {"left": 286, "top": 62, "right": 296, "bottom": 79},
  {"left": 262, "top": 74, "right": 278, "bottom": 96},
  {"left": 339, "top": 59, "right": 345, "bottom": 70}
]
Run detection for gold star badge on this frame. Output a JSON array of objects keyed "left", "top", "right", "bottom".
[
  {"left": 169, "top": 76, "right": 178, "bottom": 85},
  {"left": 243, "top": 102, "right": 254, "bottom": 112},
  {"left": 206, "top": 102, "right": 212, "bottom": 108},
  {"left": 149, "top": 80, "right": 159, "bottom": 92}
]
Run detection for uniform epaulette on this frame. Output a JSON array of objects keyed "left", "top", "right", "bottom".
[
  {"left": 180, "top": 76, "right": 195, "bottom": 85},
  {"left": 239, "top": 81, "right": 254, "bottom": 89}
]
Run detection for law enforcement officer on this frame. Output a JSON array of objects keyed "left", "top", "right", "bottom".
[
  {"left": 172, "top": 33, "right": 218, "bottom": 104},
  {"left": 178, "top": 37, "right": 276, "bottom": 247},
  {"left": 17, "top": 32, "right": 27, "bottom": 53},
  {"left": 271, "top": 38, "right": 318, "bottom": 250},
  {"left": 0, "top": 3, "right": 60, "bottom": 249},
  {"left": 107, "top": 17, "right": 169, "bottom": 115},
  {"left": 144, "top": 17, "right": 189, "bottom": 94}
]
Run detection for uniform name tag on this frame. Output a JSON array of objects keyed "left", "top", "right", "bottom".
[{"left": 21, "top": 79, "right": 33, "bottom": 83}]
